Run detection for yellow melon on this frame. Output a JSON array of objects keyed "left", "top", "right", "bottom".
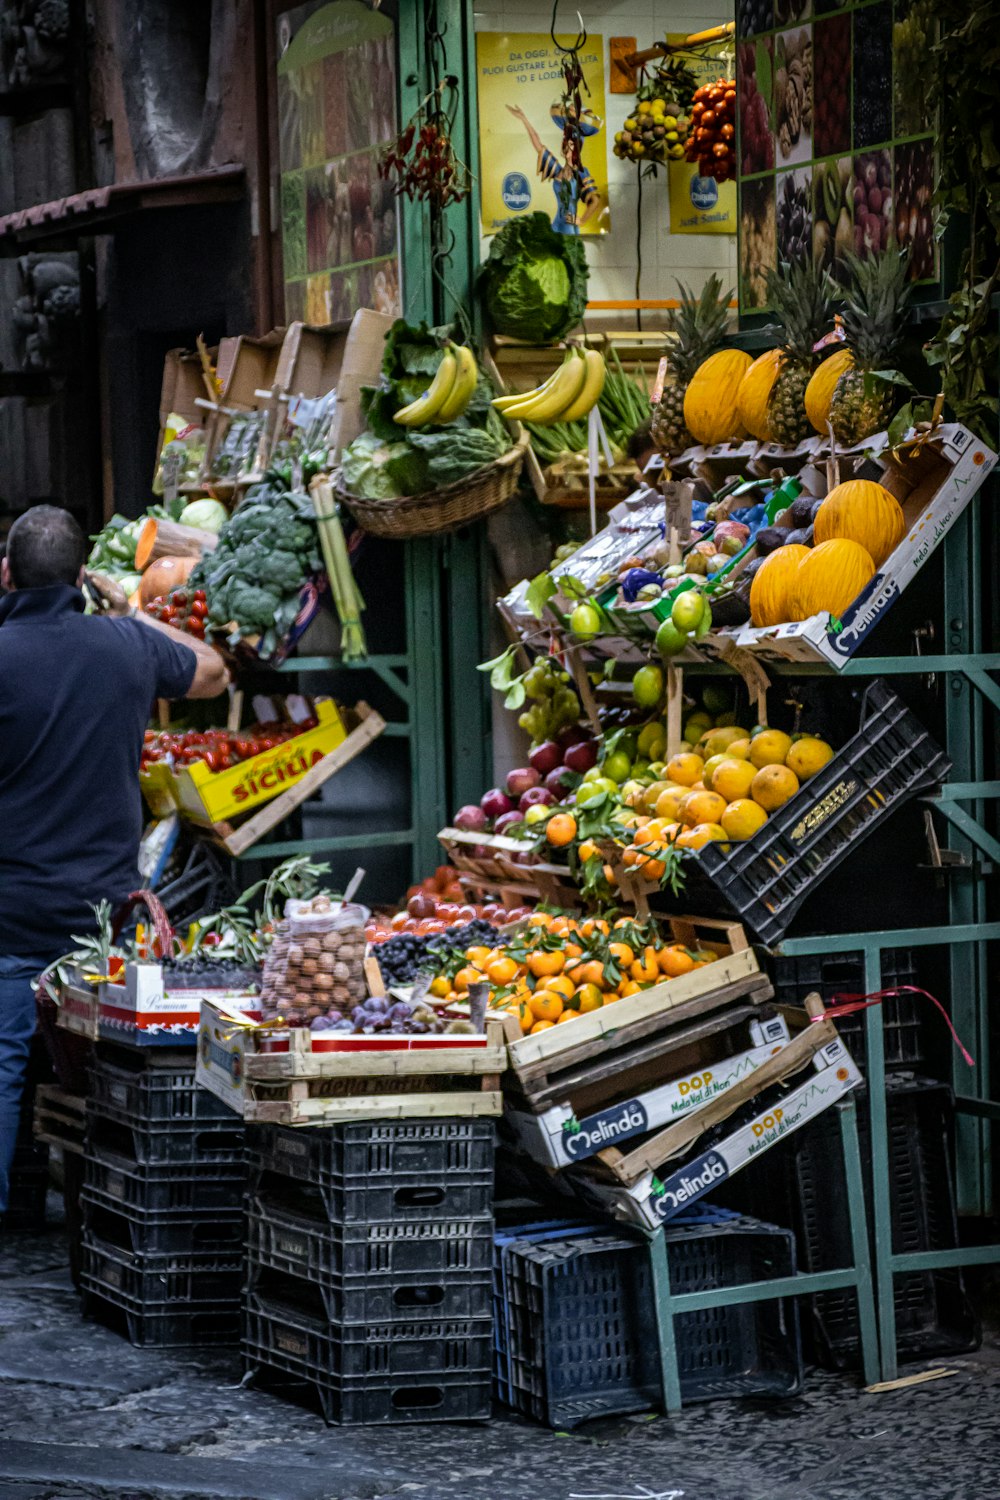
[
  {"left": 736, "top": 348, "right": 782, "bottom": 443},
  {"left": 683, "top": 349, "right": 753, "bottom": 446},
  {"left": 804, "top": 348, "right": 854, "bottom": 435},
  {"left": 813, "top": 479, "right": 906, "bottom": 567}
]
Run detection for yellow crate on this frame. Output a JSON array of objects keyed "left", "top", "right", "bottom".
[
  {"left": 173, "top": 698, "right": 347, "bottom": 827},
  {"left": 139, "top": 760, "right": 179, "bottom": 818}
]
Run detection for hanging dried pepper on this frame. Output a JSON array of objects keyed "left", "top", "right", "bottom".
[{"left": 378, "top": 77, "right": 473, "bottom": 209}]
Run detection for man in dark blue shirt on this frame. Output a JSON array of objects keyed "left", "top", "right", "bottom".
[{"left": 0, "top": 505, "right": 229, "bottom": 1218}]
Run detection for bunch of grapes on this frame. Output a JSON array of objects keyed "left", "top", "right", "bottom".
[
  {"left": 738, "top": 43, "right": 775, "bottom": 176},
  {"left": 517, "top": 659, "right": 581, "bottom": 747}
]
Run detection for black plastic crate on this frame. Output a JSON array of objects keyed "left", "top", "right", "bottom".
[
  {"left": 89, "top": 1048, "right": 237, "bottom": 1126},
  {"left": 753, "top": 1074, "right": 979, "bottom": 1367},
  {"left": 85, "top": 1106, "right": 244, "bottom": 1167},
  {"left": 245, "top": 1120, "right": 494, "bottom": 1223},
  {"left": 658, "top": 681, "right": 950, "bottom": 944},
  {"left": 770, "top": 948, "right": 924, "bottom": 1071},
  {"left": 243, "top": 1295, "right": 491, "bottom": 1425},
  {"left": 81, "top": 1231, "right": 241, "bottom": 1301},
  {"left": 83, "top": 1141, "right": 245, "bottom": 1215},
  {"left": 494, "top": 1212, "right": 802, "bottom": 1427},
  {"left": 242, "top": 1188, "right": 491, "bottom": 1284},
  {"left": 82, "top": 1288, "right": 240, "bottom": 1348},
  {"left": 81, "top": 1195, "right": 244, "bottom": 1257}
]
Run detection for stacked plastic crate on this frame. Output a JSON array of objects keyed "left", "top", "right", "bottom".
[
  {"left": 79, "top": 1046, "right": 246, "bottom": 1346},
  {"left": 242, "top": 1119, "right": 496, "bottom": 1424}
]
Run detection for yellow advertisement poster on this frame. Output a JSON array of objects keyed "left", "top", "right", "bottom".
[
  {"left": 475, "top": 32, "right": 609, "bottom": 237},
  {"left": 666, "top": 34, "right": 736, "bottom": 236}
]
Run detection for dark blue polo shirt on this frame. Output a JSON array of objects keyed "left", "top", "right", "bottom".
[{"left": 0, "top": 584, "right": 196, "bottom": 958}]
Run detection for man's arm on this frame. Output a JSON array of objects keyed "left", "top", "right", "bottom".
[{"left": 133, "top": 611, "right": 231, "bottom": 699}]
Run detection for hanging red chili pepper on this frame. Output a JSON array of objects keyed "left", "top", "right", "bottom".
[{"left": 378, "top": 78, "right": 473, "bottom": 209}]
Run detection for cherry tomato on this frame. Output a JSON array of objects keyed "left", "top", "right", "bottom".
[{"left": 190, "top": 598, "right": 208, "bottom": 619}]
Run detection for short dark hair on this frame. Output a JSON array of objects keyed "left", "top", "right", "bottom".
[
  {"left": 6, "top": 504, "right": 87, "bottom": 589},
  {"left": 627, "top": 418, "right": 655, "bottom": 463}
]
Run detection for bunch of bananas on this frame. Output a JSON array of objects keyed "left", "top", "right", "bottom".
[
  {"left": 492, "top": 348, "right": 606, "bottom": 428},
  {"left": 394, "top": 343, "right": 478, "bottom": 428}
]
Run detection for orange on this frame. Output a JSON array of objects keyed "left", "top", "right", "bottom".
[
  {"left": 574, "top": 983, "right": 605, "bottom": 1013},
  {"left": 530, "top": 1020, "right": 556, "bottom": 1034},
  {"left": 785, "top": 736, "right": 834, "bottom": 781},
  {"left": 564, "top": 941, "right": 583, "bottom": 960},
  {"left": 631, "top": 946, "right": 660, "bottom": 983},
  {"left": 603, "top": 863, "right": 619, "bottom": 887},
  {"left": 527, "top": 949, "right": 566, "bottom": 978},
  {"left": 634, "top": 822, "right": 664, "bottom": 848},
  {"left": 609, "top": 941, "right": 635, "bottom": 967},
  {"left": 465, "top": 945, "right": 492, "bottom": 967},
  {"left": 654, "top": 787, "right": 688, "bottom": 823},
  {"left": 546, "top": 813, "right": 578, "bottom": 847},
  {"left": 556, "top": 1010, "right": 578, "bottom": 1023},
  {"left": 720, "top": 798, "right": 769, "bottom": 841},
  {"left": 658, "top": 944, "right": 695, "bottom": 977},
  {"left": 577, "top": 839, "right": 600, "bottom": 863},
  {"left": 574, "top": 959, "right": 607, "bottom": 989},
  {"left": 712, "top": 758, "right": 758, "bottom": 803},
  {"left": 675, "top": 822, "right": 729, "bottom": 850},
  {"left": 631, "top": 849, "right": 666, "bottom": 882},
  {"left": 751, "top": 763, "right": 800, "bottom": 811},
  {"left": 546, "top": 974, "right": 576, "bottom": 1001},
  {"left": 749, "top": 729, "right": 793, "bottom": 768},
  {"left": 429, "top": 975, "right": 451, "bottom": 998},
  {"left": 666, "top": 752, "right": 705, "bottom": 787},
  {"left": 619, "top": 979, "right": 642, "bottom": 997},
  {"left": 527, "top": 912, "right": 552, "bottom": 928},
  {"left": 580, "top": 918, "right": 610, "bottom": 938},
  {"left": 453, "top": 964, "right": 485, "bottom": 992},
  {"left": 486, "top": 956, "right": 519, "bottom": 986},
  {"left": 528, "top": 990, "right": 564, "bottom": 1023},
  {"left": 690, "top": 948, "right": 718, "bottom": 967},
  {"left": 681, "top": 789, "right": 728, "bottom": 827},
  {"left": 549, "top": 916, "right": 572, "bottom": 936}
]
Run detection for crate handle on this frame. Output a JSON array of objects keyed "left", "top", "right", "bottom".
[{"left": 393, "top": 1186, "right": 446, "bottom": 1208}]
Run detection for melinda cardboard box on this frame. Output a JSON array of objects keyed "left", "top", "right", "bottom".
[
  {"left": 730, "top": 424, "right": 997, "bottom": 668},
  {"left": 570, "top": 1033, "right": 862, "bottom": 1231},
  {"left": 507, "top": 1012, "right": 791, "bottom": 1171}
]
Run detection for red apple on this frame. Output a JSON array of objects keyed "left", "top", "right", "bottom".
[
  {"left": 544, "top": 766, "right": 572, "bottom": 796},
  {"left": 556, "top": 724, "right": 588, "bottom": 749},
  {"left": 520, "top": 786, "right": 556, "bottom": 812},
  {"left": 563, "top": 740, "right": 598, "bottom": 773},
  {"left": 454, "top": 803, "right": 487, "bottom": 832},
  {"left": 506, "top": 766, "right": 541, "bottom": 797},
  {"left": 481, "top": 788, "right": 514, "bottom": 821},
  {"left": 528, "top": 740, "right": 562, "bottom": 776},
  {"left": 495, "top": 809, "right": 525, "bottom": 836}
]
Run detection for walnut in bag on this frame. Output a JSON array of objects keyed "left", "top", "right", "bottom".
[{"left": 258, "top": 894, "right": 370, "bottom": 1027}]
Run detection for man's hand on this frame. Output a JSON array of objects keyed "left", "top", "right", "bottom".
[{"left": 85, "top": 572, "right": 131, "bottom": 617}]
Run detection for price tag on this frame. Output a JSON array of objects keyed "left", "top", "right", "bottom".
[{"left": 662, "top": 480, "right": 694, "bottom": 542}]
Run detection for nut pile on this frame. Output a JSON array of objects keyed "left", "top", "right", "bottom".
[
  {"left": 259, "top": 903, "right": 367, "bottom": 1025},
  {"left": 775, "top": 28, "right": 812, "bottom": 163}
]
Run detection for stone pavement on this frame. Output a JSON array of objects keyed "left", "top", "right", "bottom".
[{"left": 3, "top": 1201, "right": 1000, "bottom": 1500}]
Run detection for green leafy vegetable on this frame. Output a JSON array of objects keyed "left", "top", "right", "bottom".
[
  {"left": 341, "top": 431, "right": 428, "bottom": 498},
  {"left": 406, "top": 426, "right": 504, "bottom": 485},
  {"left": 478, "top": 213, "right": 589, "bottom": 344}
]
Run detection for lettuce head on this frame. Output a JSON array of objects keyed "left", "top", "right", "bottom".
[{"left": 478, "top": 213, "right": 589, "bottom": 344}]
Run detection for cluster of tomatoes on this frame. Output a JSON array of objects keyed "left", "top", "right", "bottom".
[
  {"left": 144, "top": 589, "right": 210, "bottom": 638},
  {"left": 684, "top": 78, "right": 737, "bottom": 182},
  {"left": 430, "top": 910, "right": 720, "bottom": 1035},
  {"left": 140, "top": 717, "right": 318, "bottom": 775}
]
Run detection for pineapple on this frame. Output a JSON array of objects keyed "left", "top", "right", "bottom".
[
  {"left": 651, "top": 276, "right": 730, "bottom": 453},
  {"left": 765, "top": 259, "right": 834, "bottom": 446},
  {"left": 829, "top": 250, "right": 913, "bottom": 445}
]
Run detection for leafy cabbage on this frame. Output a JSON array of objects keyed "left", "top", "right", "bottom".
[
  {"left": 341, "top": 431, "right": 428, "bottom": 499},
  {"left": 478, "top": 213, "right": 589, "bottom": 344}
]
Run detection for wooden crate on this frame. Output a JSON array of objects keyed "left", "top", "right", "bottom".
[
  {"left": 587, "top": 1001, "right": 842, "bottom": 1188},
  {"left": 197, "top": 999, "right": 505, "bottom": 1125},
  {"left": 437, "top": 827, "right": 581, "bottom": 908},
  {"left": 487, "top": 917, "right": 770, "bottom": 1113},
  {"left": 34, "top": 1084, "right": 87, "bottom": 1155}
]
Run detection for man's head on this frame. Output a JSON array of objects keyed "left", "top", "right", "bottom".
[{"left": 2, "top": 505, "right": 86, "bottom": 592}]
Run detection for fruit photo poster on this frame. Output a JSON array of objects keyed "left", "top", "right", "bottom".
[
  {"left": 276, "top": 0, "right": 401, "bottom": 325},
  {"left": 736, "top": 0, "right": 937, "bottom": 312},
  {"left": 476, "top": 32, "right": 610, "bottom": 237},
  {"left": 666, "top": 35, "right": 737, "bottom": 237}
]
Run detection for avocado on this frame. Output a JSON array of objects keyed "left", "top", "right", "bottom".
[
  {"left": 785, "top": 526, "right": 813, "bottom": 547},
  {"left": 790, "top": 494, "right": 816, "bottom": 527},
  {"left": 710, "top": 586, "right": 752, "bottom": 628},
  {"left": 754, "top": 526, "right": 787, "bottom": 556}
]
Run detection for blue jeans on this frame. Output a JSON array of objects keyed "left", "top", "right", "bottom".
[{"left": 0, "top": 954, "right": 46, "bottom": 1216}]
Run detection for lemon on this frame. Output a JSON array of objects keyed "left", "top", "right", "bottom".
[
  {"left": 637, "top": 722, "right": 666, "bottom": 760},
  {"left": 624, "top": 116, "right": 638, "bottom": 131},
  {"left": 663, "top": 115, "right": 677, "bottom": 129},
  {"left": 749, "top": 728, "right": 793, "bottom": 768},
  {"left": 703, "top": 725, "right": 751, "bottom": 759},
  {"left": 671, "top": 590, "right": 706, "bottom": 636},
  {"left": 721, "top": 798, "right": 769, "bottom": 840},
  {"left": 632, "top": 664, "right": 664, "bottom": 708},
  {"left": 785, "top": 736, "right": 835, "bottom": 781},
  {"left": 570, "top": 602, "right": 602, "bottom": 641},
  {"left": 655, "top": 618, "right": 689, "bottom": 657}
]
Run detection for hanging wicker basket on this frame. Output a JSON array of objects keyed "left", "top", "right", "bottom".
[{"left": 336, "top": 432, "right": 529, "bottom": 540}]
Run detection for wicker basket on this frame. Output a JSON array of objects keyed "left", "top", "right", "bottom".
[{"left": 336, "top": 432, "right": 529, "bottom": 539}]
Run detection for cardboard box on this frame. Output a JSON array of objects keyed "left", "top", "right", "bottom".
[
  {"left": 93, "top": 965, "right": 260, "bottom": 1048},
  {"left": 569, "top": 1034, "right": 861, "bottom": 1230},
  {"left": 327, "top": 307, "right": 394, "bottom": 456},
  {"left": 217, "top": 328, "right": 286, "bottom": 410},
  {"left": 275, "top": 319, "right": 351, "bottom": 401},
  {"left": 730, "top": 425, "right": 998, "bottom": 668},
  {"left": 507, "top": 1012, "right": 790, "bottom": 1170}
]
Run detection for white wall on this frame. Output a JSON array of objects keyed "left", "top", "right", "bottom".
[{"left": 473, "top": 0, "right": 739, "bottom": 325}]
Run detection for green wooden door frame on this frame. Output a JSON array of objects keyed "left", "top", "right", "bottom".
[{"left": 396, "top": 0, "right": 493, "bottom": 818}]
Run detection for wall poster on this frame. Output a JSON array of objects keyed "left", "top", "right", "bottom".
[
  {"left": 736, "top": 0, "right": 937, "bottom": 312},
  {"left": 666, "top": 33, "right": 737, "bottom": 236},
  {"left": 277, "top": 0, "right": 401, "bottom": 325},
  {"left": 475, "top": 31, "right": 609, "bottom": 237}
]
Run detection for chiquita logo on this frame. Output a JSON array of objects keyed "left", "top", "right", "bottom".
[
  {"left": 231, "top": 747, "right": 326, "bottom": 803},
  {"left": 655, "top": 1150, "right": 729, "bottom": 1217},
  {"left": 562, "top": 1100, "right": 649, "bottom": 1158}
]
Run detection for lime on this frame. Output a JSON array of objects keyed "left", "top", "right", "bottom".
[
  {"left": 637, "top": 722, "right": 666, "bottom": 760},
  {"left": 632, "top": 663, "right": 664, "bottom": 708},
  {"left": 671, "top": 590, "right": 706, "bottom": 636},
  {"left": 701, "top": 683, "right": 732, "bottom": 716},
  {"left": 580, "top": 765, "right": 604, "bottom": 783},
  {"left": 570, "top": 602, "right": 602, "bottom": 641},
  {"left": 603, "top": 750, "right": 633, "bottom": 784},
  {"left": 655, "top": 618, "right": 688, "bottom": 657}
]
